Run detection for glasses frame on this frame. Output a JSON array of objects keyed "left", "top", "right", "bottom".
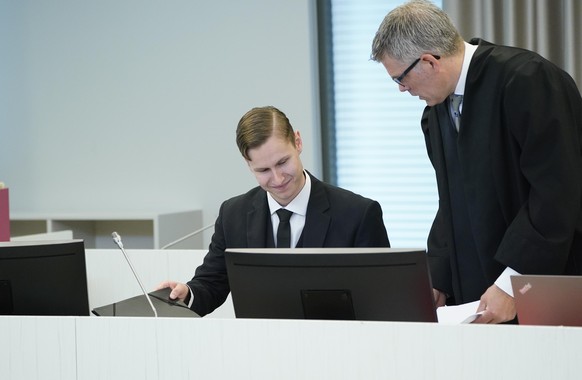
[{"left": 392, "top": 55, "right": 441, "bottom": 86}]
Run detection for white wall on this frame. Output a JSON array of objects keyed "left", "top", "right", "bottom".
[{"left": 0, "top": 0, "right": 321, "bottom": 246}]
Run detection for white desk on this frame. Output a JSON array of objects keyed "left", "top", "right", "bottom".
[
  {"left": 1, "top": 316, "right": 581, "bottom": 380},
  {"left": 3, "top": 248, "right": 582, "bottom": 379}
]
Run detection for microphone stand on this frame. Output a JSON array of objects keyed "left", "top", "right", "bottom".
[
  {"left": 111, "top": 232, "right": 158, "bottom": 318},
  {"left": 160, "top": 223, "right": 214, "bottom": 249}
]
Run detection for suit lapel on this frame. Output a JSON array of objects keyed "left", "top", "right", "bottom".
[
  {"left": 246, "top": 189, "right": 271, "bottom": 247},
  {"left": 302, "top": 174, "right": 331, "bottom": 247}
]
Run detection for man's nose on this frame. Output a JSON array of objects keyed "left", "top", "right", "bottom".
[{"left": 273, "top": 169, "right": 285, "bottom": 184}]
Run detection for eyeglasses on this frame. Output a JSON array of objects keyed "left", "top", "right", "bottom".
[{"left": 392, "top": 55, "right": 440, "bottom": 86}]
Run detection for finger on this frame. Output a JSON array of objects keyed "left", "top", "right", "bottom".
[
  {"left": 169, "top": 284, "right": 185, "bottom": 300},
  {"left": 472, "top": 310, "right": 493, "bottom": 324},
  {"left": 432, "top": 289, "right": 446, "bottom": 307},
  {"left": 154, "top": 281, "right": 169, "bottom": 290},
  {"left": 476, "top": 298, "right": 487, "bottom": 313}
]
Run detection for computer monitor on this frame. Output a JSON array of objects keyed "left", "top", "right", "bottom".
[
  {"left": 0, "top": 239, "right": 90, "bottom": 316},
  {"left": 225, "top": 248, "right": 437, "bottom": 322}
]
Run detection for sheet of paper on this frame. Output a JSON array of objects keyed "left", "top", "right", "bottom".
[{"left": 437, "top": 300, "right": 483, "bottom": 324}]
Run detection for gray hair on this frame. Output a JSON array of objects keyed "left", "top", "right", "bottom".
[{"left": 371, "top": 0, "right": 463, "bottom": 63}]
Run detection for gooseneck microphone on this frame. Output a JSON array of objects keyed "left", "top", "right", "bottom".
[
  {"left": 111, "top": 231, "right": 158, "bottom": 317},
  {"left": 160, "top": 223, "right": 214, "bottom": 249}
]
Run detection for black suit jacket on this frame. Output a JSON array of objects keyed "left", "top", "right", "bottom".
[
  {"left": 187, "top": 172, "right": 390, "bottom": 316},
  {"left": 422, "top": 39, "right": 582, "bottom": 303}
]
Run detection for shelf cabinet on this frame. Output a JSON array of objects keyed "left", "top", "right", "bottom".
[{"left": 10, "top": 210, "right": 204, "bottom": 249}]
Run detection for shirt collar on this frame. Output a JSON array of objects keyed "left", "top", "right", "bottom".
[
  {"left": 267, "top": 170, "right": 311, "bottom": 216},
  {"left": 454, "top": 41, "right": 478, "bottom": 96}
]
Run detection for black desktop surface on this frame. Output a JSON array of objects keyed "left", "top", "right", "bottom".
[{"left": 92, "top": 287, "right": 199, "bottom": 318}]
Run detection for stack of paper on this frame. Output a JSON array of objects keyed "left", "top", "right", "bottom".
[{"left": 437, "top": 301, "right": 484, "bottom": 324}]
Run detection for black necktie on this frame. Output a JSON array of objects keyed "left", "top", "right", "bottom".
[{"left": 276, "top": 209, "right": 293, "bottom": 248}]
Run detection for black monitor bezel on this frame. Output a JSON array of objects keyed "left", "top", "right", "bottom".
[
  {"left": 225, "top": 247, "right": 437, "bottom": 322},
  {"left": 0, "top": 239, "right": 90, "bottom": 316}
]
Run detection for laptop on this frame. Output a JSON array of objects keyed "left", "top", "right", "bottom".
[{"left": 511, "top": 275, "right": 582, "bottom": 326}]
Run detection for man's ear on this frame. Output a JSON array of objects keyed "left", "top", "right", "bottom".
[
  {"left": 423, "top": 53, "right": 440, "bottom": 71},
  {"left": 294, "top": 131, "right": 303, "bottom": 153}
]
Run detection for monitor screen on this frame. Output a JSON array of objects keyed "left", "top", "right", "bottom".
[
  {"left": 225, "top": 248, "right": 437, "bottom": 322},
  {"left": 0, "top": 239, "right": 90, "bottom": 316}
]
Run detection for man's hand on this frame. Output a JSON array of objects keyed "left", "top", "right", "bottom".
[
  {"left": 433, "top": 288, "right": 447, "bottom": 308},
  {"left": 473, "top": 284, "right": 516, "bottom": 324},
  {"left": 156, "top": 280, "right": 189, "bottom": 302}
]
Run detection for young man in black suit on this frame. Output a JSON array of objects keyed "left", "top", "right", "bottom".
[
  {"left": 159, "top": 106, "right": 390, "bottom": 316},
  {"left": 371, "top": 0, "right": 582, "bottom": 323}
]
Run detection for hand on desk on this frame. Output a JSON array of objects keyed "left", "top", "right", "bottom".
[
  {"left": 473, "top": 284, "right": 516, "bottom": 324},
  {"left": 433, "top": 288, "right": 447, "bottom": 308},
  {"left": 156, "top": 280, "right": 189, "bottom": 302}
]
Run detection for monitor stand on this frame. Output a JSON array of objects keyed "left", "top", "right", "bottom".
[{"left": 301, "top": 289, "right": 355, "bottom": 320}]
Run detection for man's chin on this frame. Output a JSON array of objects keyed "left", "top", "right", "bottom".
[
  {"left": 269, "top": 191, "right": 290, "bottom": 206},
  {"left": 424, "top": 99, "right": 441, "bottom": 107},
  {"left": 417, "top": 96, "right": 430, "bottom": 105}
]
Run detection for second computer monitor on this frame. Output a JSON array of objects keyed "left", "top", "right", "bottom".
[{"left": 225, "top": 247, "right": 436, "bottom": 322}]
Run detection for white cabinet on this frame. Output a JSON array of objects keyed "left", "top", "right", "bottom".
[{"left": 10, "top": 210, "right": 204, "bottom": 249}]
